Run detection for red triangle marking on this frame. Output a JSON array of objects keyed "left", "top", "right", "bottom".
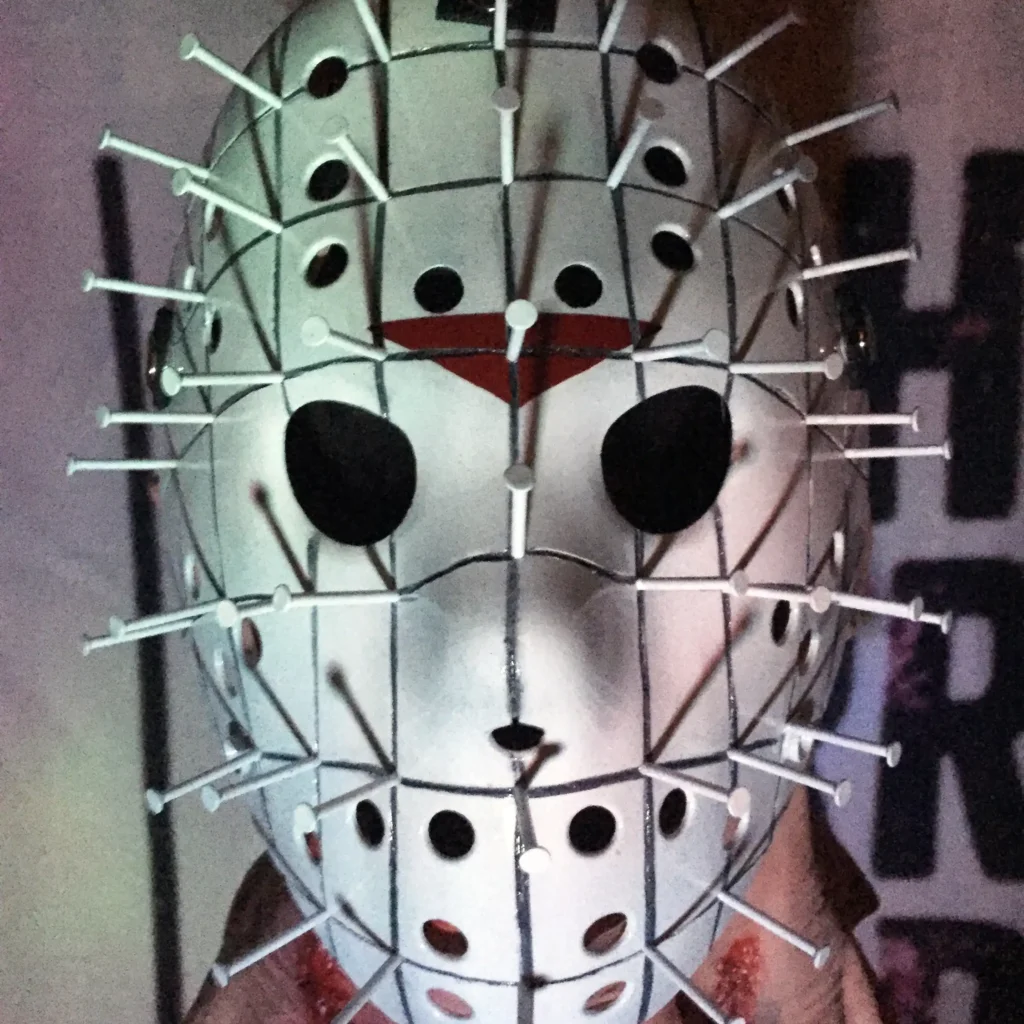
[{"left": 382, "top": 313, "right": 651, "bottom": 407}]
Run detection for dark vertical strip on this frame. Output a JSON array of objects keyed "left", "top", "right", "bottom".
[
  {"left": 94, "top": 155, "right": 182, "bottom": 1024},
  {"left": 514, "top": 824, "right": 535, "bottom": 1024}
]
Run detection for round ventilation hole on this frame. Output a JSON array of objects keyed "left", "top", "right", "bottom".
[
  {"left": 428, "top": 810, "right": 475, "bottom": 860},
  {"left": 651, "top": 228, "right": 696, "bottom": 273},
  {"left": 636, "top": 41, "right": 680, "bottom": 84},
  {"left": 643, "top": 145, "right": 689, "bottom": 188},
  {"left": 240, "top": 618, "right": 262, "bottom": 669},
  {"left": 584, "top": 981, "right": 627, "bottom": 1015},
  {"left": 307, "top": 56, "right": 349, "bottom": 98},
  {"left": 305, "top": 243, "right": 348, "bottom": 288},
  {"left": 771, "top": 600, "right": 792, "bottom": 645},
  {"left": 423, "top": 919, "right": 469, "bottom": 959},
  {"left": 569, "top": 806, "right": 616, "bottom": 855},
  {"left": 554, "top": 264, "right": 603, "bottom": 308},
  {"left": 355, "top": 799, "right": 386, "bottom": 848},
  {"left": 414, "top": 266, "right": 464, "bottom": 314},
  {"left": 583, "top": 913, "right": 628, "bottom": 955},
  {"left": 491, "top": 721, "right": 545, "bottom": 752},
  {"left": 601, "top": 386, "right": 733, "bottom": 534},
  {"left": 658, "top": 788, "right": 688, "bottom": 838},
  {"left": 307, "top": 159, "right": 350, "bottom": 202},
  {"left": 284, "top": 400, "right": 416, "bottom": 546},
  {"left": 427, "top": 989, "right": 474, "bottom": 1020}
]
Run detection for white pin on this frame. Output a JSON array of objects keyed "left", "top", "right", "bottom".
[
  {"left": 109, "top": 598, "right": 223, "bottom": 638},
  {"left": 800, "top": 243, "right": 919, "bottom": 281},
  {"left": 332, "top": 955, "right": 401, "bottom": 1024},
  {"left": 828, "top": 590, "right": 951, "bottom": 632},
  {"left": 784, "top": 723, "right": 902, "bottom": 767},
  {"left": 598, "top": 0, "right": 630, "bottom": 53},
  {"left": 285, "top": 589, "right": 409, "bottom": 611},
  {"left": 607, "top": 97, "right": 665, "bottom": 190},
  {"left": 160, "top": 366, "right": 285, "bottom": 397},
  {"left": 783, "top": 94, "right": 899, "bottom": 149},
  {"left": 704, "top": 10, "right": 804, "bottom": 81},
  {"left": 352, "top": 0, "right": 391, "bottom": 63},
  {"left": 83, "top": 616, "right": 200, "bottom": 655},
  {"left": 639, "top": 764, "right": 751, "bottom": 819},
  {"left": 504, "top": 464, "right": 535, "bottom": 560},
  {"left": 636, "top": 575, "right": 739, "bottom": 595},
  {"left": 512, "top": 782, "right": 551, "bottom": 875},
  {"left": 717, "top": 156, "right": 817, "bottom": 221},
  {"left": 179, "top": 34, "right": 283, "bottom": 109},
  {"left": 82, "top": 270, "right": 207, "bottom": 305},
  {"left": 716, "top": 888, "right": 831, "bottom": 969},
  {"left": 97, "top": 406, "right": 217, "bottom": 427},
  {"left": 842, "top": 440, "right": 951, "bottom": 461},
  {"left": 505, "top": 299, "right": 538, "bottom": 363},
  {"left": 301, "top": 315, "right": 386, "bottom": 361},
  {"left": 632, "top": 328, "right": 729, "bottom": 363},
  {"left": 731, "top": 352, "right": 845, "bottom": 380},
  {"left": 805, "top": 408, "right": 920, "bottom": 431},
  {"left": 324, "top": 118, "right": 390, "bottom": 203},
  {"left": 294, "top": 774, "right": 398, "bottom": 834},
  {"left": 646, "top": 946, "right": 743, "bottom": 1024},
  {"left": 919, "top": 609, "right": 953, "bottom": 633},
  {"left": 99, "top": 126, "right": 212, "bottom": 179},
  {"left": 172, "top": 170, "right": 283, "bottom": 235},
  {"left": 729, "top": 571, "right": 833, "bottom": 614},
  {"left": 211, "top": 903, "right": 338, "bottom": 987},
  {"left": 202, "top": 754, "right": 320, "bottom": 812},
  {"left": 493, "top": 0, "right": 509, "bottom": 51},
  {"left": 727, "top": 748, "right": 852, "bottom": 808},
  {"left": 68, "top": 456, "right": 179, "bottom": 477},
  {"left": 492, "top": 87, "right": 522, "bottom": 186},
  {"left": 145, "top": 750, "right": 261, "bottom": 814}
]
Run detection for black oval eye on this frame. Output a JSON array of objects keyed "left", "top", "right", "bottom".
[
  {"left": 601, "top": 386, "right": 732, "bottom": 534},
  {"left": 285, "top": 401, "right": 416, "bottom": 546}
]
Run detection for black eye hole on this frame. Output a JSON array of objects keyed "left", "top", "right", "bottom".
[
  {"left": 601, "top": 386, "right": 732, "bottom": 534},
  {"left": 284, "top": 401, "right": 416, "bottom": 546}
]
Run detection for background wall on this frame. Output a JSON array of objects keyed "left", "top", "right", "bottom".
[{"left": 0, "top": 1, "right": 1020, "bottom": 1023}]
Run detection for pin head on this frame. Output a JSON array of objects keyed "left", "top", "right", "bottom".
[
  {"left": 504, "top": 463, "right": 535, "bottom": 493},
  {"left": 160, "top": 365, "right": 183, "bottom": 397},
  {"left": 301, "top": 315, "right": 331, "bottom": 348},
  {"left": 81, "top": 270, "right": 97, "bottom": 293},
  {"left": 637, "top": 96, "right": 665, "bottom": 123},
  {"left": 272, "top": 584, "right": 293, "bottom": 612},
  {"left": 833, "top": 780, "right": 853, "bottom": 808},
  {"left": 145, "top": 789, "right": 166, "bottom": 815},
  {"left": 519, "top": 846, "right": 552, "bottom": 875},
  {"left": 170, "top": 168, "right": 194, "bottom": 197},
  {"left": 812, "top": 945, "right": 832, "bottom": 970},
  {"left": 726, "top": 787, "right": 751, "bottom": 819},
  {"left": 793, "top": 154, "right": 818, "bottom": 183},
  {"left": 210, "top": 962, "right": 231, "bottom": 988},
  {"left": 322, "top": 116, "right": 350, "bottom": 142},
  {"left": 701, "top": 328, "right": 730, "bottom": 363},
  {"left": 491, "top": 86, "right": 521, "bottom": 113},
  {"left": 98, "top": 126, "right": 113, "bottom": 150},
  {"left": 809, "top": 586, "right": 832, "bottom": 615},
  {"left": 179, "top": 33, "right": 202, "bottom": 61},
  {"left": 505, "top": 299, "right": 538, "bottom": 331},
  {"left": 95, "top": 405, "right": 113, "bottom": 428},
  {"left": 886, "top": 742, "right": 903, "bottom": 768},
  {"left": 293, "top": 802, "right": 319, "bottom": 838},
  {"left": 201, "top": 785, "right": 223, "bottom": 812},
  {"left": 728, "top": 570, "right": 750, "bottom": 597},
  {"left": 823, "top": 352, "right": 846, "bottom": 380},
  {"left": 216, "top": 599, "right": 240, "bottom": 629}
]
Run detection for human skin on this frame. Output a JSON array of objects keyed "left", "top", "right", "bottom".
[{"left": 184, "top": 790, "right": 884, "bottom": 1024}]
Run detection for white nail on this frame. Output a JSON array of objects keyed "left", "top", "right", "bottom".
[
  {"left": 493, "top": 0, "right": 509, "bottom": 50},
  {"left": 332, "top": 955, "right": 401, "bottom": 1024},
  {"left": 504, "top": 463, "right": 535, "bottom": 560},
  {"left": 842, "top": 440, "right": 950, "bottom": 461},
  {"left": 352, "top": 0, "right": 391, "bottom": 63},
  {"left": 83, "top": 616, "right": 198, "bottom": 655},
  {"left": 504, "top": 299, "right": 537, "bottom": 362},
  {"left": 783, "top": 94, "right": 899, "bottom": 149},
  {"left": 729, "top": 575, "right": 832, "bottom": 615},
  {"left": 301, "top": 315, "right": 386, "bottom": 360},
  {"left": 323, "top": 118, "right": 390, "bottom": 203},
  {"left": 800, "top": 243, "right": 919, "bottom": 281},
  {"left": 82, "top": 270, "right": 208, "bottom": 304},
  {"left": 598, "top": 0, "right": 630, "bottom": 53},
  {"left": 492, "top": 87, "right": 521, "bottom": 186},
  {"left": 179, "top": 33, "right": 282, "bottom": 109},
  {"left": 146, "top": 750, "right": 261, "bottom": 813},
  {"left": 704, "top": 10, "right": 803, "bottom": 81},
  {"left": 211, "top": 904, "right": 337, "bottom": 987},
  {"left": 172, "top": 170, "right": 283, "bottom": 235},
  {"left": 805, "top": 408, "right": 919, "bottom": 431},
  {"left": 784, "top": 724, "right": 902, "bottom": 767},
  {"left": 716, "top": 889, "right": 830, "bottom": 969},
  {"left": 68, "top": 456, "right": 179, "bottom": 477},
  {"left": 286, "top": 589, "right": 408, "bottom": 611},
  {"left": 111, "top": 598, "right": 223, "bottom": 637},
  {"left": 97, "top": 407, "right": 216, "bottom": 426},
  {"left": 202, "top": 754, "right": 320, "bottom": 812},
  {"left": 717, "top": 156, "right": 817, "bottom": 220},
  {"left": 632, "top": 328, "right": 729, "bottom": 363},
  {"left": 731, "top": 353, "right": 845, "bottom": 380},
  {"left": 607, "top": 97, "right": 665, "bottom": 189},
  {"left": 636, "top": 576, "right": 735, "bottom": 595},
  {"left": 639, "top": 764, "right": 750, "bottom": 819},
  {"left": 646, "top": 946, "right": 742, "bottom": 1024},
  {"left": 512, "top": 782, "right": 551, "bottom": 875},
  {"left": 294, "top": 774, "right": 398, "bottom": 834},
  {"left": 99, "top": 126, "right": 212, "bottom": 179},
  {"left": 160, "top": 366, "right": 284, "bottom": 397},
  {"left": 919, "top": 609, "right": 954, "bottom": 634},
  {"left": 828, "top": 590, "right": 932, "bottom": 626},
  {"left": 727, "top": 748, "right": 852, "bottom": 808}
]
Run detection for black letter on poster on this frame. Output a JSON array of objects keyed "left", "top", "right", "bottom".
[
  {"left": 840, "top": 153, "right": 1024, "bottom": 520},
  {"left": 873, "top": 560, "right": 1024, "bottom": 879}
]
